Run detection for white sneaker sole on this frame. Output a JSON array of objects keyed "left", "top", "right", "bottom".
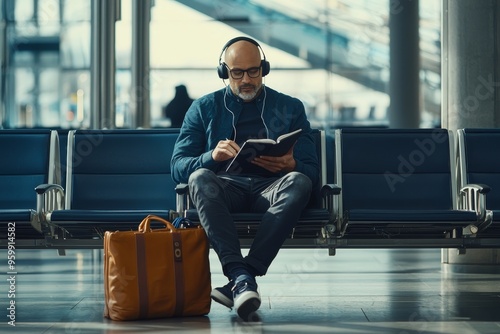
[
  {"left": 234, "top": 291, "right": 261, "bottom": 320},
  {"left": 211, "top": 289, "right": 234, "bottom": 308}
]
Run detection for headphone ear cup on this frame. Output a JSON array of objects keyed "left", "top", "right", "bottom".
[
  {"left": 261, "top": 60, "right": 270, "bottom": 77},
  {"left": 217, "top": 63, "right": 229, "bottom": 79}
]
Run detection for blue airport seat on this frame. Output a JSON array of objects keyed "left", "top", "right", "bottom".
[
  {"left": 457, "top": 128, "right": 500, "bottom": 235},
  {"left": 56, "top": 128, "right": 73, "bottom": 191},
  {"left": 325, "top": 129, "right": 336, "bottom": 184},
  {"left": 37, "top": 129, "right": 180, "bottom": 241},
  {"left": 324, "top": 125, "right": 388, "bottom": 184},
  {"left": 175, "top": 129, "right": 337, "bottom": 246},
  {"left": 0, "top": 129, "right": 60, "bottom": 239},
  {"left": 333, "top": 128, "right": 479, "bottom": 240}
]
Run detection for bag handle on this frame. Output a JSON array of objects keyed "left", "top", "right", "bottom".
[{"left": 138, "top": 215, "right": 175, "bottom": 233}]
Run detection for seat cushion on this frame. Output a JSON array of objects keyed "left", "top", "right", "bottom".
[
  {"left": 347, "top": 209, "right": 478, "bottom": 224},
  {"left": 185, "top": 208, "right": 329, "bottom": 240},
  {"left": 49, "top": 210, "right": 172, "bottom": 223},
  {"left": 344, "top": 209, "right": 479, "bottom": 238},
  {"left": 0, "top": 210, "right": 41, "bottom": 239},
  {"left": 185, "top": 208, "right": 330, "bottom": 224},
  {"left": 0, "top": 209, "right": 35, "bottom": 222}
]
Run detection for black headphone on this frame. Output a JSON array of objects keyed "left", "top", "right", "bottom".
[{"left": 217, "top": 36, "right": 271, "bottom": 79}]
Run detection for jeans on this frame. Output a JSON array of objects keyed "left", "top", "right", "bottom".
[{"left": 188, "top": 168, "right": 312, "bottom": 277}]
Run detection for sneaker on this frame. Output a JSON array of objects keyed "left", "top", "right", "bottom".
[
  {"left": 211, "top": 280, "right": 234, "bottom": 308},
  {"left": 232, "top": 274, "right": 261, "bottom": 321}
]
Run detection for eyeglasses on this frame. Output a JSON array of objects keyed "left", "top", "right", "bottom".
[{"left": 227, "top": 66, "right": 261, "bottom": 79}]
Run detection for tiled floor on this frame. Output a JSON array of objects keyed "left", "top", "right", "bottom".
[{"left": 1, "top": 247, "right": 500, "bottom": 333}]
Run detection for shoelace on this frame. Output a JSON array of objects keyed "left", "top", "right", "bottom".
[{"left": 232, "top": 280, "right": 248, "bottom": 293}]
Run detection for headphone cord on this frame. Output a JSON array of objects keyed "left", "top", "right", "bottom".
[
  {"left": 224, "top": 84, "right": 268, "bottom": 142},
  {"left": 223, "top": 87, "right": 237, "bottom": 141},
  {"left": 260, "top": 84, "right": 269, "bottom": 138}
]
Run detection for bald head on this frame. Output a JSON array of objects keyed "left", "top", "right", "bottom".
[
  {"left": 222, "top": 39, "right": 264, "bottom": 101},
  {"left": 224, "top": 40, "right": 262, "bottom": 68}
]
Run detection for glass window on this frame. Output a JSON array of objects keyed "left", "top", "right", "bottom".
[
  {"left": 2, "top": 0, "right": 440, "bottom": 129},
  {"left": 3, "top": 0, "right": 91, "bottom": 129},
  {"left": 149, "top": 0, "right": 394, "bottom": 129}
]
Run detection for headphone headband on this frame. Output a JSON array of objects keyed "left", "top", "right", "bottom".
[{"left": 217, "top": 36, "right": 270, "bottom": 79}]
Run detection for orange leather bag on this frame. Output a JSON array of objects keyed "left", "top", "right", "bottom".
[{"left": 103, "top": 215, "right": 211, "bottom": 320}]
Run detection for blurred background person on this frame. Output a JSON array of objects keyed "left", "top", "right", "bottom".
[{"left": 163, "top": 84, "right": 194, "bottom": 128}]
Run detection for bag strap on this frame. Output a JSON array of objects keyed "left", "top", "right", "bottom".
[
  {"left": 135, "top": 234, "right": 150, "bottom": 318},
  {"left": 138, "top": 215, "right": 175, "bottom": 232},
  {"left": 172, "top": 233, "right": 185, "bottom": 316},
  {"left": 135, "top": 224, "right": 186, "bottom": 317}
]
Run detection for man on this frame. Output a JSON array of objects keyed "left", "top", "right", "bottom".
[
  {"left": 163, "top": 84, "right": 194, "bottom": 128},
  {"left": 171, "top": 36, "right": 318, "bottom": 321}
]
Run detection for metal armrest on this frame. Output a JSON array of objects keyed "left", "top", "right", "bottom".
[
  {"left": 175, "top": 183, "right": 190, "bottom": 213},
  {"left": 320, "top": 184, "right": 341, "bottom": 235},
  {"left": 35, "top": 183, "right": 65, "bottom": 235},
  {"left": 460, "top": 183, "right": 493, "bottom": 232}
]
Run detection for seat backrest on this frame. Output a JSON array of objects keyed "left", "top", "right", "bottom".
[
  {"left": 307, "top": 129, "right": 326, "bottom": 208},
  {"left": 56, "top": 128, "right": 73, "bottom": 190},
  {"left": 335, "top": 128, "right": 457, "bottom": 219},
  {"left": 325, "top": 129, "right": 336, "bottom": 184},
  {"left": 325, "top": 125, "right": 389, "bottom": 184},
  {"left": 65, "top": 129, "right": 180, "bottom": 210},
  {"left": 0, "top": 129, "right": 59, "bottom": 209},
  {"left": 458, "top": 128, "right": 500, "bottom": 209}
]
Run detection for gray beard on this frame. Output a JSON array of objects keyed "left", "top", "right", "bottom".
[{"left": 237, "top": 83, "right": 262, "bottom": 101}]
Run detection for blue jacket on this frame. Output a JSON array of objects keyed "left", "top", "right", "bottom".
[{"left": 171, "top": 86, "right": 319, "bottom": 186}]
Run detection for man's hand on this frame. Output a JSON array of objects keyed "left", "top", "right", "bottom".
[
  {"left": 252, "top": 146, "right": 296, "bottom": 173},
  {"left": 212, "top": 139, "right": 240, "bottom": 161}
]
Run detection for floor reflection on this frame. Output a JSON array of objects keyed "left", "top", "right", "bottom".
[{"left": 0, "top": 248, "right": 499, "bottom": 333}]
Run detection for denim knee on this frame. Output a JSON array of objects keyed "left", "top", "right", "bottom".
[
  {"left": 188, "top": 168, "right": 223, "bottom": 201},
  {"left": 188, "top": 168, "right": 214, "bottom": 184},
  {"left": 283, "top": 172, "right": 312, "bottom": 200}
]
